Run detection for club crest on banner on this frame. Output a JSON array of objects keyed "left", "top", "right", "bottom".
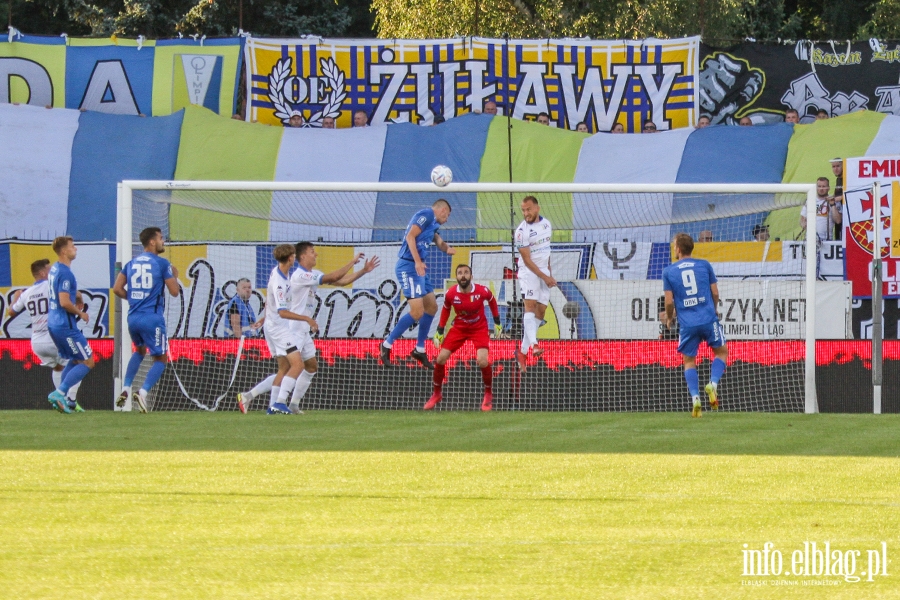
[
  {"left": 845, "top": 186, "right": 891, "bottom": 258},
  {"left": 267, "top": 56, "right": 346, "bottom": 127}
]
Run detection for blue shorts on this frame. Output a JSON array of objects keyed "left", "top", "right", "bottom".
[
  {"left": 129, "top": 314, "right": 169, "bottom": 356},
  {"left": 677, "top": 321, "right": 726, "bottom": 357},
  {"left": 396, "top": 259, "right": 433, "bottom": 300},
  {"left": 48, "top": 326, "right": 93, "bottom": 362}
]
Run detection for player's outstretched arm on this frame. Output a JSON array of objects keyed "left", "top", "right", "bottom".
[
  {"left": 325, "top": 255, "right": 381, "bottom": 287},
  {"left": 112, "top": 272, "right": 128, "bottom": 300},
  {"left": 433, "top": 233, "right": 456, "bottom": 256},
  {"left": 7, "top": 289, "right": 25, "bottom": 317}
]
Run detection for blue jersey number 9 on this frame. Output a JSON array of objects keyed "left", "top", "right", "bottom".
[
  {"left": 681, "top": 270, "right": 697, "bottom": 296},
  {"left": 130, "top": 264, "right": 153, "bottom": 289}
]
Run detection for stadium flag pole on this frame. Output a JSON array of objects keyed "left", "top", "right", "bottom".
[
  {"left": 804, "top": 185, "right": 818, "bottom": 413},
  {"left": 872, "top": 181, "right": 883, "bottom": 414},
  {"left": 116, "top": 182, "right": 135, "bottom": 412}
]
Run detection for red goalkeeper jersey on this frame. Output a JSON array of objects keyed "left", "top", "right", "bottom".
[{"left": 439, "top": 284, "right": 499, "bottom": 331}]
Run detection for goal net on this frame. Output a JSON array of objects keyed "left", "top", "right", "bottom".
[{"left": 116, "top": 181, "right": 821, "bottom": 413}]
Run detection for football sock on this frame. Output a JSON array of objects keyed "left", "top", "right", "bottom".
[
  {"left": 123, "top": 352, "right": 144, "bottom": 387},
  {"left": 277, "top": 376, "right": 296, "bottom": 403},
  {"left": 58, "top": 360, "right": 76, "bottom": 390},
  {"left": 290, "top": 370, "right": 316, "bottom": 404},
  {"left": 141, "top": 361, "right": 167, "bottom": 393},
  {"left": 684, "top": 367, "right": 700, "bottom": 398},
  {"left": 416, "top": 313, "right": 435, "bottom": 352},
  {"left": 710, "top": 358, "right": 726, "bottom": 385},
  {"left": 67, "top": 382, "right": 81, "bottom": 401},
  {"left": 386, "top": 313, "right": 417, "bottom": 346},
  {"left": 250, "top": 374, "right": 276, "bottom": 398},
  {"left": 481, "top": 365, "right": 493, "bottom": 390},
  {"left": 52, "top": 369, "right": 63, "bottom": 389},
  {"left": 59, "top": 364, "right": 90, "bottom": 394},
  {"left": 521, "top": 312, "right": 537, "bottom": 353},
  {"left": 433, "top": 363, "right": 446, "bottom": 391},
  {"left": 269, "top": 386, "right": 280, "bottom": 408}
]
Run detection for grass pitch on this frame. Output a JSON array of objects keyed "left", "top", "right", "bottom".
[{"left": 0, "top": 411, "right": 898, "bottom": 599}]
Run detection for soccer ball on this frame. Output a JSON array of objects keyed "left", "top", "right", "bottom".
[{"left": 431, "top": 165, "right": 453, "bottom": 187}]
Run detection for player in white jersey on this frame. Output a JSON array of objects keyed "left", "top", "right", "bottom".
[
  {"left": 237, "top": 242, "right": 379, "bottom": 414},
  {"left": 514, "top": 195, "right": 557, "bottom": 372},
  {"left": 6, "top": 258, "right": 83, "bottom": 403}
]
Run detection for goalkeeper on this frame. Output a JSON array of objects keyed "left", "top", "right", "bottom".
[{"left": 425, "top": 264, "right": 501, "bottom": 412}]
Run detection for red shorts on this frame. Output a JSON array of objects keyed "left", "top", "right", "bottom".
[{"left": 441, "top": 326, "right": 490, "bottom": 353}]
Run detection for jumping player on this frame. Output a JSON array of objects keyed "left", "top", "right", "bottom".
[
  {"left": 426, "top": 264, "right": 502, "bottom": 411},
  {"left": 113, "top": 227, "right": 180, "bottom": 413},
  {"left": 7, "top": 258, "right": 82, "bottom": 406},
  {"left": 380, "top": 199, "right": 456, "bottom": 368},
  {"left": 514, "top": 195, "right": 556, "bottom": 372},
  {"left": 662, "top": 233, "right": 728, "bottom": 418},
  {"left": 46, "top": 237, "right": 94, "bottom": 413}
]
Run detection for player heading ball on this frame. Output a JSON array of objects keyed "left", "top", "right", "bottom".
[
  {"left": 381, "top": 199, "right": 456, "bottom": 368},
  {"left": 662, "top": 233, "right": 728, "bottom": 417}
]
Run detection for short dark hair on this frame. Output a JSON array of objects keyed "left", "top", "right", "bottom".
[
  {"left": 273, "top": 244, "right": 295, "bottom": 263},
  {"left": 816, "top": 109, "right": 828, "bottom": 116},
  {"left": 817, "top": 176, "right": 830, "bottom": 185},
  {"left": 236, "top": 277, "right": 251, "bottom": 285},
  {"left": 52, "top": 236, "right": 73, "bottom": 255},
  {"left": 673, "top": 233, "right": 694, "bottom": 256},
  {"left": 752, "top": 224, "right": 769, "bottom": 237},
  {"left": 522, "top": 195, "right": 538, "bottom": 205},
  {"left": 643, "top": 120, "right": 656, "bottom": 128},
  {"left": 433, "top": 198, "right": 451, "bottom": 212},
  {"left": 785, "top": 109, "right": 799, "bottom": 117},
  {"left": 139, "top": 227, "right": 162, "bottom": 248},
  {"left": 432, "top": 113, "right": 445, "bottom": 124},
  {"left": 698, "top": 114, "right": 711, "bottom": 121},
  {"left": 455, "top": 263, "right": 471, "bottom": 274},
  {"left": 537, "top": 112, "right": 549, "bottom": 119},
  {"left": 295, "top": 241, "right": 315, "bottom": 258},
  {"left": 30, "top": 258, "right": 50, "bottom": 277}
]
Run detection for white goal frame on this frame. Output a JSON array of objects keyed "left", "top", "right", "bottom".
[{"left": 116, "top": 180, "right": 819, "bottom": 413}]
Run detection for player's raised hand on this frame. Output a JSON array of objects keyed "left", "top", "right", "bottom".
[
  {"left": 353, "top": 252, "right": 366, "bottom": 264},
  {"left": 362, "top": 256, "right": 380, "bottom": 273},
  {"left": 494, "top": 323, "right": 503, "bottom": 338},
  {"left": 433, "top": 327, "right": 445, "bottom": 348}
]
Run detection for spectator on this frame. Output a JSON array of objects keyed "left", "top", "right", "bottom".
[
  {"left": 696, "top": 115, "right": 710, "bottom": 128},
  {"left": 224, "top": 278, "right": 262, "bottom": 338},
  {"left": 322, "top": 116, "right": 336, "bottom": 129},
  {"left": 830, "top": 158, "right": 844, "bottom": 240},
  {"left": 353, "top": 110, "right": 369, "bottom": 127},
  {"left": 698, "top": 230, "right": 714, "bottom": 243},
  {"left": 432, "top": 114, "right": 445, "bottom": 125},
  {"left": 536, "top": 112, "right": 550, "bottom": 125},
  {"left": 288, "top": 111, "right": 304, "bottom": 128},
  {"left": 752, "top": 224, "right": 770, "bottom": 242},
  {"left": 611, "top": 123, "right": 625, "bottom": 133},
  {"left": 642, "top": 120, "right": 657, "bottom": 133},
  {"left": 815, "top": 109, "right": 829, "bottom": 120},
  {"left": 576, "top": 122, "right": 589, "bottom": 133},
  {"left": 739, "top": 116, "right": 752, "bottom": 126},
  {"left": 800, "top": 177, "right": 842, "bottom": 242},
  {"left": 784, "top": 109, "right": 800, "bottom": 124},
  {"left": 483, "top": 100, "right": 498, "bottom": 115}
]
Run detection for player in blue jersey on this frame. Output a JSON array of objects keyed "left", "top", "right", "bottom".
[
  {"left": 662, "top": 233, "right": 728, "bottom": 418},
  {"left": 380, "top": 199, "right": 456, "bottom": 368},
  {"left": 113, "top": 227, "right": 180, "bottom": 413},
  {"left": 46, "top": 236, "right": 94, "bottom": 413}
]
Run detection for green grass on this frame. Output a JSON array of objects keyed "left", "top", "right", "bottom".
[{"left": 1, "top": 412, "right": 898, "bottom": 598}]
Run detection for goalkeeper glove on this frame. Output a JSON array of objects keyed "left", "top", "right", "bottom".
[
  {"left": 433, "top": 327, "right": 445, "bottom": 348},
  {"left": 494, "top": 323, "right": 503, "bottom": 338}
]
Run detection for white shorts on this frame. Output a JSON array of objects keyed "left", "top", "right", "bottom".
[
  {"left": 32, "top": 338, "right": 66, "bottom": 368},
  {"left": 292, "top": 329, "right": 317, "bottom": 361},
  {"left": 519, "top": 270, "right": 551, "bottom": 305},
  {"left": 265, "top": 327, "right": 297, "bottom": 358}
]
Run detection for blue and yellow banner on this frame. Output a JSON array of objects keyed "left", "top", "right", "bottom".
[
  {"left": 245, "top": 36, "right": 700, "bottom": 132},
  {"left": 0, "top": 36, "right": 242, "bottom": 116}
]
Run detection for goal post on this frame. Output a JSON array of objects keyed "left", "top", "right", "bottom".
[{"left": 116, "top": 180, "right": 820, "bottom": 413}]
